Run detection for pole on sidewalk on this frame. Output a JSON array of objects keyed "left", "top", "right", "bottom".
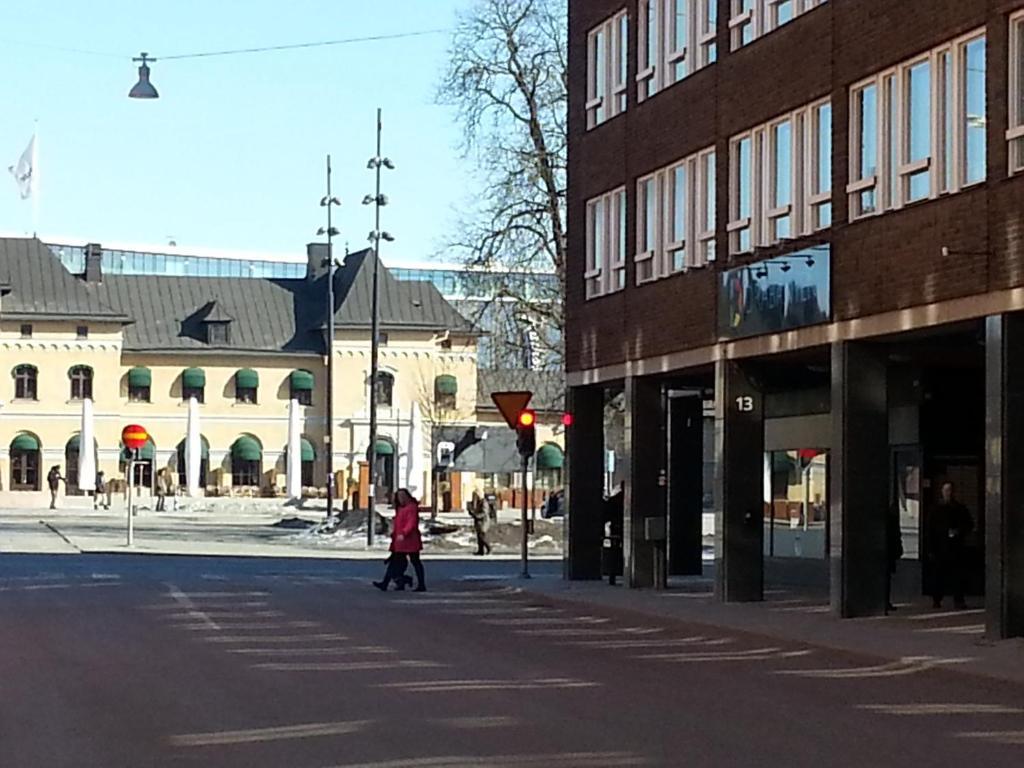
[
  {"left": 521, "top": 455, "right": 530, "bottom": 579},
  {"left": 126, "top": 454, "right": 135, "bottom": 547}
]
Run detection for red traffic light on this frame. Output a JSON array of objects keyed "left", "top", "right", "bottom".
[{"left": 562, "top": 412, "right": 574, "bottom": 427}]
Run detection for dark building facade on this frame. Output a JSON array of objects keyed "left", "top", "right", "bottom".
[{"left": 566, "top": 0, "right": 1024, "bottom": 638}]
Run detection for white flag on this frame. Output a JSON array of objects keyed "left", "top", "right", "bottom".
[{"left": 8, "top": 136, "right": 34, "bottom": 200}]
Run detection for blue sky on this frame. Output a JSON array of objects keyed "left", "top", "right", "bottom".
[{"left": 0, "top": 0, "right": 472, "bottom": 260}]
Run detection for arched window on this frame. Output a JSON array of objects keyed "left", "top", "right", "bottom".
[
  {"left": 289, "top": 370, "right": 314, "bottom": 406},
  {"left": 69, "top": 365, "right": 93, "bottom": 400},
  {"left": 13, "top": 365, "right": 37, "bottom": 400},
  {"left": 300, "top": 437, "right": 316, "bottom": 487},
  {"left": 231, "top": 436, "right": 262, "bottom": 487},
  {"left": 10, "top": 433, "right": 41, "bottom": 491},
  {"left": 375, "top": 371, "right": 395, "bottom": 408},
  {"left": 127, "top": 367, "right": 152, "bottom": 402},
  {"left": 435, "top": 374, "right": 458, "bottom": 410},
  {"left": 235, "top": 369, "right": 259, "bottom": 404}
]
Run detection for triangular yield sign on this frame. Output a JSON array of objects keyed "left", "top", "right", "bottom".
[{"left": 491, "top": 391, "right": 533, "bottom": 429}]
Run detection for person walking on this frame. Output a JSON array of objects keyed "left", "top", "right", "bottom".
[
  {"left": 374, "top": 488, "right": 426, "bottom": 592},
  {"left": 927, "top": 481, "right": 974, "bottom": 610},
  {"left": 94, "top": 471, "right": 111, "bottom": 510},
  {"left": 468, "top": 491, "right": 492, "bottom": 556},
  {"left": 47, "top": 466, "right": 64, "bottom": 510},
  {"left": 155, "top": 469, "right": 166, "bottom": 512}
]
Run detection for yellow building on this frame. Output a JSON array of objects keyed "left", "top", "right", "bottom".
[{"left": 0, "top": 238, "right": 564, "bottom": 509}]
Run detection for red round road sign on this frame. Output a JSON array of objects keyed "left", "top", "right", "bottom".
[{"left": 121, "top": 424, "right": 149, "bottom": 451}]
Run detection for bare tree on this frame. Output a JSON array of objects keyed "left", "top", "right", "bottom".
[{"left": 439, "top": 0, "right": 567, "bottom": 371}]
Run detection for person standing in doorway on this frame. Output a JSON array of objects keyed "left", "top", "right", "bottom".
[
  {"left": 885, "top": 503, "right": 904, "bottom": 614},
  {"left": 927, "top": 481, "right": 974, "bottom": 610},
  {"left": 469, "top": 491, "right": 492, "bottom": 556},
  {"left": 47, "top": 466, "right": 64, "bottom": 510}
]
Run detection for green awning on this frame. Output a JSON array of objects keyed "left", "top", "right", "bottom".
[
  {"left": 373, "top": 440, "right": 394, "bottom": 456},
  {"left": 121, "top": 440, "right": 155, "bottom": 461},
  {"left": 235, "top": 369, "right": 259, "bottom": 389},
  {"left": 290, "top": 370, "right": 314, "bottom": 391},
  {"left": 536, "top": 444, "right": 564, "bottom": 470},
  {"left": 435, "top": 374, "right": 458, "bottom": 396},
  {"left": 128, "top": 367, "right": 152, "bottom": 387},
  {"left": 183, "top": 368, "right": 206, "bottom": 388},
  {"left": 231, "top": 436, "right": 262, "bottom": 461},
  {"left": 177, "top": 437, "right": 210, "bottom": 459},
  {"left": 11, "top": 434, "right": 39, "bottom": 451},
  {"left": 300, "top": 438, "right": 315, "bottom": 462}
]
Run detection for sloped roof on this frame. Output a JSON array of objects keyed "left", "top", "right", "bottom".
[
  {"left": 477, "top": 368, "right": 565, "bottom": 412},
  {"left": 0, "top": 239, "right": 475, "bottom": 354},
  {"left": 331, "top": 249, "right": 474, "bottom": 332},
  {"left": 92, "top": 274, "right": 322, "bottom": 353},
  {"left": 0, "top": 238, "right": 128, "bottom": 321}
]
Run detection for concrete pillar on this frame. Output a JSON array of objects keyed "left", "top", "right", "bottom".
[
  {"left": 985, "top": 314, "right": 1024, "bottom": 639},
  {"left": 714, "top": 361, "right": 764, "bottom": 602},
  {"left": 668, "top": 393, "right": 704, "bottom": 575},
  {"left": 623, "top": 376, "right": 664, "bottom": 588},
  {"left": 830, "top": 341, "right": 889, "bottom": 618},
  {"left": 566, "top": 385, "right": 605, "bottom": 580}
]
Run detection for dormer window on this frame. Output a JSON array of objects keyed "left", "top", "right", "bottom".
[{"left": 207, "top": 322, "right": 230, "bottom": 345}]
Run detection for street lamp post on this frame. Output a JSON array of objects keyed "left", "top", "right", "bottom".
[
  {"left": 364, "top": 108, "right": 395, "bottom": 547},
  {"left": 317, "top": 156, "right": 341, "bottom": 523}
]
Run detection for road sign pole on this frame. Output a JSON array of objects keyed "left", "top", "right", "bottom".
[
  {"left": 126, "top": 456, "right": 135, "bottom": 547},
  {"left": 521, "top": 454, "right": 530, "bottom": 579}
]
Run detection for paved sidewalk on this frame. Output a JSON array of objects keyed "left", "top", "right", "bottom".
[{"left": 496, "top": 574, "right": 1024, "bottom": 686}]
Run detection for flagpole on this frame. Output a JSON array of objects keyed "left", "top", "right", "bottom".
[{"left": 31, "top": 120, "right": 39, "bottom": 237}]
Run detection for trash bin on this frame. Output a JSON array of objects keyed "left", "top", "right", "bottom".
[{"left": 602, "top": 535, "right": 624, "bottom": 585}]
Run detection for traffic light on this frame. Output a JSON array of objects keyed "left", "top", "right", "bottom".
[{"left": 516, "top": 409, "right": 536, "bottom": 458}]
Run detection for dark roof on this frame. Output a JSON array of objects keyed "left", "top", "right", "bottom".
[
  {"left": 0, "top": 239, "right": 474, "bottom": 353},
  {"left": 331, "top": 249, "right": 474, "bottom": 332},
  {"left": 92, "top": 275, "right": 322, "bottom": 353},
  {"left": 477, "top": 369, "right": 565, "bottom": 412},
  {"left": 0, "top": 238, "right": 128, "bottom": 321}
]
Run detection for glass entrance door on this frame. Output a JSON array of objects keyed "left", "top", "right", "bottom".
[{"left": 764, "top": 449, "right": 828, "bottom": 559}]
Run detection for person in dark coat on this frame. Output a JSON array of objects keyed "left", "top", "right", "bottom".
[
  {"left": 47, "top": 466, "right": 63, "bottom": 510},
  {"left": 927, "top": 481, "right": 974, "bottom": 610},
  {"left": 885, "top": 504, "right": 904, "bottom": 613},
  {"left": 468, "top": 491, "right": 492, "bottom": 556},
  {"left": 374, "top": 489, "right": 426, "bottom": 592}
]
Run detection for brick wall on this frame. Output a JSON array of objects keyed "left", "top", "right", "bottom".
[{"left": 567, "top": 0, "right": 1024, "bottom": 374}]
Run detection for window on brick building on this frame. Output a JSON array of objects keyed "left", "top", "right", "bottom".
[
  {"left": 729, "top": 0, "right": 827, "bottom": 51},
  {"left": 1011, "top": 11, "right": 1024, "bottom": 174},
  {"left": 729, "top": 100, "right": 832, "bottom": 255},
  {"left": 631, "top": 146, "right": 716, "bottom": 286},
  {"left": 638, "top": 0, "right": 716, "bottom": 104},
  {"left": 585, "top": 187, "right": 627, "bottom": 299},
  {"left": 586, "top": 10, "right": 628, "bottom": 129},
  {"left": 848, "top": 30, "right": 986, "bottom": 220}
]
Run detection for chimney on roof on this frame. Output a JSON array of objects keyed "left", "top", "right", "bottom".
[
  {"left": 83, "top": 243, "right": 103, "bottom": 283},
  {"left": 306, "top": 242, "right": 331, "bottom": 281}
]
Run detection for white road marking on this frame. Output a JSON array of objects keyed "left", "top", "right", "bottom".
[
  {"left": 429, "top": 716, "right": 520, "bottom": 730},
  {"left": 165, "top": 584, "right": 220, "bottom": 631},
  {"left": 860, "top": 703, "right": 1024, "bottom": 716},
  {"left": 916, "top": 624, "right": 985, "bottom": 635},
  {"left": 254, "top": 660, "right": 444, "bottom": 672},
  {"left": 482, "top": 616, "right": 610, "bottom": 626},
  {"left": 204, "top": 633, "right": 349, "bottom": 644},
  {"left": 170, "top": 719, "right": 372, "bottom": 746},
  {"left": 775, "top": 656, "right": 973, "bottom": 679},
  {"left": 227, "top": 646, "right": 395, "bottom": 656},
  {"left": 957, "top": 730, "right": 1024, "bottom": 745},
  {"left": 637, "top": 648, "right": 811, "bottom": 663},
  {"left": 327, "top": 751, "right": 649, "bottom": 767},
  {"left": 906, "top": 609, "right": 985, "bottom": 621},
  {"left": 564, "top": 637, "right": 733, "bottom": 650},
  {"left": 173, "top": 623, "right": 292, "bottom": 631},
  {"left": 378, "top": 678, "right": 600, "bottom": 693}
]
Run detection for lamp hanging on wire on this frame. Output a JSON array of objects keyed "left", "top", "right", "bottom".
[{"left": 129, "top": 52, "right": 159, "bottom": 99}]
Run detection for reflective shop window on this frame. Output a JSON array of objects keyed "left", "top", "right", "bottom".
[{"left": 763, "top": 450, "right": 828, "bottom": 559}]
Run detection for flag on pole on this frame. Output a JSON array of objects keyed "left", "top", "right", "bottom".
[{"left": 8, "top": 135, "right": 35, "bottom": 200}]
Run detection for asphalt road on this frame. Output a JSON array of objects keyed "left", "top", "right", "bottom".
[{"left": 2, "top": 554, "right": 1023, "bottom": 767}]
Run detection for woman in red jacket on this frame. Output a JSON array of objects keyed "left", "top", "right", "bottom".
[{"left": 374, "top": 488, "right": 426, "bottom": 592}]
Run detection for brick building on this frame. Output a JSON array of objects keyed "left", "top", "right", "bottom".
[{"left": 565, "top": 0, "right": 1024, "bottom": 638}]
